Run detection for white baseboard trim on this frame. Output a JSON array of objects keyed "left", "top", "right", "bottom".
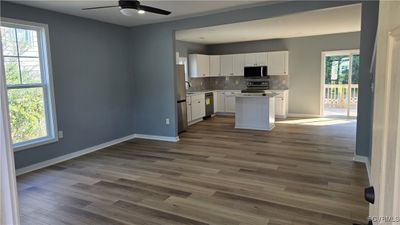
[
  {"left": 188, "top": 118, "right": 203, "bottom": 126},
  {"left": 288, "top": 113, "right": 321, "bottom": 118},
  {"left": 16, "top": 134, "right": 136, "bottom": 176},
  {"left": 215, "top": 112, "right": 235, "bottom": 116},
  {"left": 133, "top": 134, "right": 179, "bottom": 142},
  {"left": 353, "top": 154, "right": 371, "bottom": 183},
  {"left": 16, "top": 133, "right": 179, "bottom": 176}
]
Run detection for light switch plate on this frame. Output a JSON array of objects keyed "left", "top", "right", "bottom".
[{"left": 58, "top": 131, "right": 64, "bottom": 139}]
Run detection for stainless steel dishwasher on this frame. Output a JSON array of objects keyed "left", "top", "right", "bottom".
[{"left": 204, "top": 92, "right": 214, "bottom": 118}]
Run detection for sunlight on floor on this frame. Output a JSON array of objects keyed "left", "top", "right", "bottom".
[{"left": 276, "top": 117, "right": 355, "bottom": 126}]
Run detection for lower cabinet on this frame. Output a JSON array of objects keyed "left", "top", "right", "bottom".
[
  {"left": 225, "top": 94, "right": 236, "bottom": 113},
  {"left": 186, "top": 96, "right": 192, "bottom": 122},
  {"left": 274, "top": 91, "right": 289, "bottom": 119},
  {"left": 187, "top": 93, "right": 205, "bottom": 123},
  {"left": 215, "top": 90, "right": 288, "bottom": 118},
  {"left": 216, "top": 92, "right": 225, "bottom": 112},
  {"left": 275, "top": 97, "right": 284, "bottom": 117},
  {"left": 215, "top": 91, "right": 240, "bottom": 113},
  {"left": 188, "top": 90, "right": 288, "bottom": 121}
]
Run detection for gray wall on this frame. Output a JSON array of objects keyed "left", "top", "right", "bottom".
[
  {"left": 356, "top": 1, "right": 379, "bottom": 159},
  {"left": 2, "top": 0, "right": 377, "bottom": 169},
  {"left": 129, "top": 1, "right": 361, "bottom": 137},
  {"left": 207, "top": 32, "right": 361, "bottom": 115},
  {"left": 175, "top": 41, "right": 209, "bottom": 91},
  {"left": 1, "top": 2, "right": 133, "bottom": 169},
  {"left": 175, "top": 40, "right": 207, "bottom": 57}
]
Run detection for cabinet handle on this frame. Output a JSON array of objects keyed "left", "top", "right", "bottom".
[{"left": 198, "top": 101, "right": 201, "bottom": 103}]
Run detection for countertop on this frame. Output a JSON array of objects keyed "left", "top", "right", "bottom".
[
  {"left": 236, "top": 93, "right": 279, "bottom": 97},
  {"left": 186, "top": 89, "right": 288, "bottom": 96}
]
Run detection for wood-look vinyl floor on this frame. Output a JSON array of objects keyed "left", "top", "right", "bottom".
[{"left": 17, "top": 116, "right": 369, "bottom": 225}]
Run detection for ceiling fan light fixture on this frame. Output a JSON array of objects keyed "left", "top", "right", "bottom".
[
  {"left": 137, "top": 9, "right": 146, "bottom": 14},
  {"left": 120, "top": 8, "right": 136, "bottom": 16}
]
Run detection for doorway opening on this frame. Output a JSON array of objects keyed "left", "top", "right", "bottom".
[{"left": 321, "top": 50, "right": 360, "bottom": 118}]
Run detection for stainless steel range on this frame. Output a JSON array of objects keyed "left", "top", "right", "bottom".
[{"left": 242, "top": 79, "right": 269, "bottom": 93}]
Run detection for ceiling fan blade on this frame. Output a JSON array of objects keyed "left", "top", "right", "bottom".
[
  {"left": 139, "top": 5, "right": 171, "bottom": 15},
  {"left": 82, "top": 6, "right": 119, "bottom": 10}
]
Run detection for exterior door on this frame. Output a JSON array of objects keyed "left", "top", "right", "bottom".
[
  {"left": 370, "top": 1, "right": 400, "bottom": 224},
  {"left": 322, "top": 50, "right": 359, "bottom": 117}
]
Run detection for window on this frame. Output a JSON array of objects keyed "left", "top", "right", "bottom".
[{"left": 1, "top": 18, "right": 57, "bottom": 151}]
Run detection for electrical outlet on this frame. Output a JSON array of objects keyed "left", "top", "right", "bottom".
[
  {"left": 58, "top": 130, "right": 64, "bottom": 139},
  {"left": 165, "top": 118, "right": 170, "bottom": 125}
]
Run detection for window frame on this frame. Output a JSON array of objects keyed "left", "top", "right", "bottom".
[{"left": 1, "top": 17, "right": 58, "bottom": 152}]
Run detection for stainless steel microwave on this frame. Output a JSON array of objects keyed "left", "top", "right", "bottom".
[{"left": 244, "top": 66, "right": 268, "bottom": 78}]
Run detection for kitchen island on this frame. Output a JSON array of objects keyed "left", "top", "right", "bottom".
[{"left": 235, "top": 93, "right": 276, "bottom": 131}]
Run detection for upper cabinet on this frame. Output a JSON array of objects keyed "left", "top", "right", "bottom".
[
  {"left": 267, "top": 51, "right": 289, "bottom": 76},
  {"left": 189, "top": 51, "right": 288, "bottom": 78},
  {"left": 220, "top": 55, "right": 234, "bottom": 76},
  {"left": 220, "top": 54, "right": 245, "bottom": 76},
  {"left": 189, "top": 54, "right": 209, "bottom": 78},
  {"left": 245, "top": 52, "right": 267, "bottom": 66},
  {"left": 209, "top": 55, "right": 221, "bottom": 77},
  {"left": 233, "top": 54, "right": 245, "bottom": 76}
]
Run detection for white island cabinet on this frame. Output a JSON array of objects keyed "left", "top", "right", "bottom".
[{"left": 235, "top": 94, "right": 276, "bottom": 131}]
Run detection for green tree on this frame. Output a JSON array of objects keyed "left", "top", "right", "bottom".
[{"left": 2, "top": 26, "right": 47, "bottom": 144}]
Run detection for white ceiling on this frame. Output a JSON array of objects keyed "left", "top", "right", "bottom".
[
  {"left": 176, "top": 4, "right": 362, "bottom": 44},
  {"left": 9, "top": 0, "right": 267, "bottom": 27}
]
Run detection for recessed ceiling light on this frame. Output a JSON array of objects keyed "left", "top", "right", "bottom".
[{"left": 138, "top": 9, "right": 146, "bottom": 14}]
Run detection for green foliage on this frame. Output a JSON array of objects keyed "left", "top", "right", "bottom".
[
  {"left": 8, "top": 88, "right": 47, "bottom": 143},
  {"left": 2, "top": 26, "right": 47, "bottom": 144},
  {"left": 325, "top": 55, "right": 360, "bottom": 85}
]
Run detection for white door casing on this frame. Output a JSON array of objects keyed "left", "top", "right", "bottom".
[
  {"left": 370, "top": 1, "right": 400, "bottom": 224},
  {"left": 0, "top": 30, "right": 20, "bottom": 225}
]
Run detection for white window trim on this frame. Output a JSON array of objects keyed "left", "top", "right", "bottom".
[{"left": 1, "top": 17, "right": 58, "bottom": 152}]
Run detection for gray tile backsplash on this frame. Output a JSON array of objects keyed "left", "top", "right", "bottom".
[
  {"left": 187, "top": 78, "right": 211, "bottom": 91},
  {"left": 269, "top": 76, "right": 289, "bottom": 90},
  {"left": 209, "top": 76, "right": 247, "bottom": 90},
  {"left": 187, "top": 76, "right": 288, "bottom": 91}
]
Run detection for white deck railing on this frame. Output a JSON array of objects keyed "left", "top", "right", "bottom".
[{"left": 324, "top": 84, "right": 358, "bottom": 108}]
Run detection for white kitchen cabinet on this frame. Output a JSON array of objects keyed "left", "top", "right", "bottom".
[
  {"left": 216, "top": 91, "right": 226, "bottom": 113},
  {"left": 186, "top": 95, "right": 192, "bottom": 122},
  {"left": 272, "top": 90, "right": 289, "bottom": 118},
  {"left": 267, "top": 51, "right": 289, "bottom": 75},
  {"left": 224, "top": 91, "right": 241, "bottom": 113},
  {"left": 220, "top": 55, "right": 234, "bottom": 76},
  {"left": 190, "top": 93, "right": 205, "bottom": 120},
  {"left": 275, "top": 97, "right": 284, "bottom": 117},
  {"left": 245, "top": 52, "right": 267, "bottom": 66},
  {"left": 213, "top": 91, "right": 219, "bottom": 113},
  {"left": 215, "top": 91, "right": 241, "bottom": 113},
  {"left": 225, "top": 94, "right": 236, "bottom": 113},
  {"left": 233, "top": 54, "right": 245, "bottom": 76},
  {"left": 189, "top": 54, "right": 209, "bottom": 78},
  {"left": 209, "top": 55, "right": 221, "bottom": 76}
]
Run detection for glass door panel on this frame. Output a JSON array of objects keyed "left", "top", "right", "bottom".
[{"left": 323, "top": 52, "right": 359, "bottom": 117}]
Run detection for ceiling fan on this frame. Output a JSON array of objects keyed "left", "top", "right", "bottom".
[{"left": 82, "top": 0, "right": 171, "bottom": 16}]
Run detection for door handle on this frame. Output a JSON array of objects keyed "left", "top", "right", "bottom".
[
  {"left": 353, "top": 187, "right": 374, "bottom": 225},
  {"left": 365, "top": 186, "right": 375, "bottom": 204}
]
